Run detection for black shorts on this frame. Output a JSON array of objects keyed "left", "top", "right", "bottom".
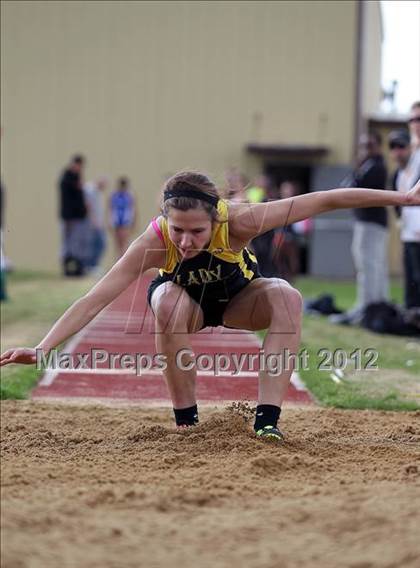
[{"left": 147, "top": 277, "right": 259, "bottom": 329}]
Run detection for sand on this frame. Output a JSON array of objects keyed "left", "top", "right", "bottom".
[{"left": 1, "top": 401, "right": 420, "bottom": 568}]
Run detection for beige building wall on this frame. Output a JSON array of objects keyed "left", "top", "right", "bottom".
[
  {"left": 1, "top": 0, "right": 359, "bottom": 270},
  {"left": 360, "top": 0, "right": 383, "bottom": 117}
]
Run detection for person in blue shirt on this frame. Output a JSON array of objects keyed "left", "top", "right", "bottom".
[{"left": 109, "top": 177, "right": 137, "bottom": 259}]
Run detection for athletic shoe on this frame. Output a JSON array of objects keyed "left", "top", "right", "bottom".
[{"left": 255, "top": 425, "right": 284, "bottom": 442}]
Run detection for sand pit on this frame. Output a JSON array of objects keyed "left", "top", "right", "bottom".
[{"left": 1, "top": 401, "right": 420, "bottom": 568}]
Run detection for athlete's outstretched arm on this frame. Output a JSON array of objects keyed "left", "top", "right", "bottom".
[
  {"left": 0, "top": 225, "right": 165, "bottom": 366},
  {"left": 229, "top": 181, "right": 420, "bottom": 241}
]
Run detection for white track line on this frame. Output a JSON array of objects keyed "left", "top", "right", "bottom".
[
  {"left": 82, "top": 339, "right": 261, "bottom": 349},
  {"left": 290, "top": 372, "right": 307, "bottom": 391},
  {"left": 82, "top": 328, "right": 259, "bottom": 339},
  {"left": 39, "top": 366, "right": 302, "bottom": 384},
  {"left": 38, "top": 325, "right": 91, "bottom": 387},
  {"left": 39, "top": 368, "right": 258, "bottom": 378}
]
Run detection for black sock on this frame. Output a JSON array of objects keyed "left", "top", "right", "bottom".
[
  {"left": 254, "top": 404, "right": 281, "bottom": 432},
  {"left": 173, "top": 404, "right": 199, "bottom": 427}
]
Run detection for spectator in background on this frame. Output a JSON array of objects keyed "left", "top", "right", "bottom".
[
  {"left": 109, "top": 176, "right": 137, "bottom": 259},
  {"left": 59, "top": 155, "right": 89, "bottom": 276},
  {"left": 272, "top": 180, "right": 313, "bottom": 282},
  {"left": 397, "top": 102, "right": 420, "bottom": 309},
  {"left": 246, "top": 174, "right": 276, "bottom": 277},
  {"left": 388, "top": 129, "right": 411, "bottom": 222},
  {"left": 84, "top": 177, "right": 108, "bottom": 275},
  {"left": 331, "top": 132, "right": 388, "bottom": 325},
  {"left": 388, "top": 130, "right": 411, "bottom": 191},
  {"left": 224, "top": 167, "right": 248, "bottom": 202},
  {"left": 246, "top": 174, "right": 267, "bottom": 204}
]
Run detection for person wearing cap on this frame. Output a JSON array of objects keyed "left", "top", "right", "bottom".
[
  {"left": 396, "top": 102, "right": 420, "bottom": 309},
  {"left": 1, "top": 170, "right": 420, "bottom": 442},
  {"left": 388, "top": 129, "right": 411, "bottom": 192}
]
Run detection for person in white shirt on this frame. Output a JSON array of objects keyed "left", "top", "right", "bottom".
[{"left": 397, "top": 102, "right": 420, "bottom": 308}]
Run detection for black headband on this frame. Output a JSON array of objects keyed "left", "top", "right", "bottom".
[{"left": 164, "top": 183, "right": 219, "bottom": 207}]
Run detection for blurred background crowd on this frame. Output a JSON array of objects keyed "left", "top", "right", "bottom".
[
  {"left": 58, "top": 155, "right": 137, "bottom": 277},
  {"left": 1, "top": 101, "right": 419, "bottom": 320},
  {"left": 3, "top": 100, "right": 419, "bottom": 320}
]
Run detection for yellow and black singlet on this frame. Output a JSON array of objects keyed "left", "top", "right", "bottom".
[{"left": 147, "top": 199, "right": 261, "bottom": 327}]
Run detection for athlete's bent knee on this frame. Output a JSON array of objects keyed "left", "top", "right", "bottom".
[
  {"left": 153, "top": 283, "right": 190, "bottom": 330},
  {"left": 266, "top": 280, "right": 303, "bottom": 314}
]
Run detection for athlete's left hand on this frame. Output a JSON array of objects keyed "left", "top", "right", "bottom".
[
  {"left": 0, "top": 347, "right": 37, "bottom": 366},
  {"left": 406, "top": 180, "right": 420, "bottom": 206}
]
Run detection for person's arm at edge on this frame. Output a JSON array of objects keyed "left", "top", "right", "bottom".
[{"left": 228, "top": 181, "right": 420, "bottom": 242}]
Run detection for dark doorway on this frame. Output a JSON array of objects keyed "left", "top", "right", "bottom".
[{"left": 264, "top": 163, "right": 312, "bottom": 196}]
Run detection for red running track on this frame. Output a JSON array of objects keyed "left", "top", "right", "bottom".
[{"left": 32, "top": 277, "right": 313, "bottom": 405}]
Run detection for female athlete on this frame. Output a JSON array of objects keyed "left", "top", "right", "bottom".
[{"left": 1, "top": 171, "right": 419, "bottom": 441}]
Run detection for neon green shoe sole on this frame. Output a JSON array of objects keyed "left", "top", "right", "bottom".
[{"left": 255, "top": 425, "right": 284, "bottom": 442}]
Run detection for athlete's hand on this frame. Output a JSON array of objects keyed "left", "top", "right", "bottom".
[
  {"left": 0, "top": 348, "right": 37, "bottom": 366},
  {"left": 405, "top": 180, "right": 420, "bottom": 206}
]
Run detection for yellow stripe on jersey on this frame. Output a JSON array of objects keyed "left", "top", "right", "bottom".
[
  {"left": 247, "top": 250, "right": 258, "bottom": 264},
  {"left": 157, "top": 217, "right": 178, "bottom": 275},
  {"left": 238, "top": 255, "right": 255, "bottom": 280}
]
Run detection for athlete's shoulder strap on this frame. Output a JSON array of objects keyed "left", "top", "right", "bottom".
[
  {"left": 151, "top": 217, "right": 164, "bottom": 243},
  {"left": 150, "top": 216, "right": 178, "bottom": 273},
  {"left": 209, "top": 199, "right": 230, "bottom": 251}
]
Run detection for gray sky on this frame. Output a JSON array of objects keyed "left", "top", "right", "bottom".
[{"left": 381, "top": 0, "right": 420, "bottom": 113}]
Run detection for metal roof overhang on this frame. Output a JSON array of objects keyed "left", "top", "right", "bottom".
[{"left": 245, "top": 143, "right": 330, "bottom": 161}]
